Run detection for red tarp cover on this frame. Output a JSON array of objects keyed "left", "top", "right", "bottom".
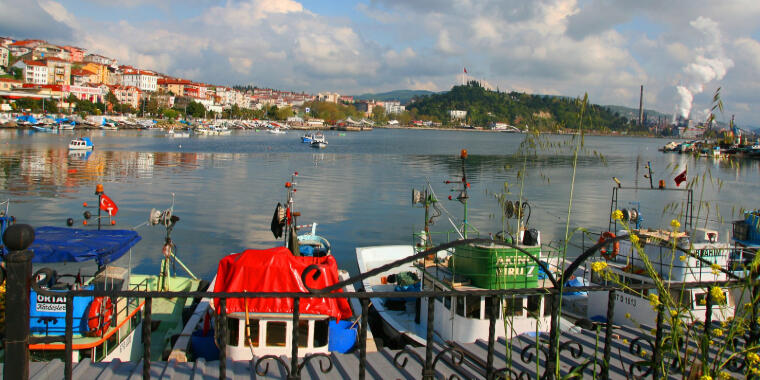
[{"left": 213, "top": 247, "right": 352, "bottom": 320}]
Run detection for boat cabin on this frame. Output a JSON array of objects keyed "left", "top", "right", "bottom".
[{"left": 224, "top": 313, "right": 330, "bottom": 358}]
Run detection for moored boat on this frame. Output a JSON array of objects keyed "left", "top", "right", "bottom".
[{"left": 68, "top": 137, "right": 94, "bottom": 150}]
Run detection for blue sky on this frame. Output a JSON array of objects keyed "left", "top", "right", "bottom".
[{"left": 2, "top": 0, "right": 760, "bottom": 126}]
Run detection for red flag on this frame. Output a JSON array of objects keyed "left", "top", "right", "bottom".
[
  {"left": 674, "top": 169, "right": 687, "bottom": 187},
  {"left": 99, "top": 193, "right": 119, "bottom": 216},
  {"left": 464, "top": 67, "right": 468, "bottom": 74}
]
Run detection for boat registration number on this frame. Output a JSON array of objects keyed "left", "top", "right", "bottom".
[{"left": 615, "top": 293, "right": 637, "bottom": 307}]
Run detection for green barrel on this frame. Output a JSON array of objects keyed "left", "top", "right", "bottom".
[{"left": 450, "top": 244, "right": 540, "bottom": 289}]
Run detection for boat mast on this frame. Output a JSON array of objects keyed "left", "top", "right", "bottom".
[{"left": 458, "top": 149, "right": 469, "bottom": 238}]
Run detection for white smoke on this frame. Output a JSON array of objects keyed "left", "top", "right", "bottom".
[{"left": 675, "top": 17, "right": 734, "bottom": 120}]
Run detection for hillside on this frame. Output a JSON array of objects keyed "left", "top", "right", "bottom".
[
  {"left": 604, "top": 105, "right": 672, "bottom": 122},
  {"left": 407, "top": 82, "right": 634, "bottom": 131},
  {"left": 353, "top": 90, "right": 436, "bottom": 104}
]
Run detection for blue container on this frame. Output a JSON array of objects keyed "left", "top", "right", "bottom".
[
  {"left": 191, "top": 328, "right": 219, "bottom": 360},
  {"left": 328, "top": 320, "right": 357, "bottom": 353}
]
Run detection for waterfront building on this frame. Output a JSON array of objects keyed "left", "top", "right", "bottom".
[
  {"left": 108, "top": 85, "right": 141, "bottom": 109},
  {"left": 122, "top": 68, "right": 157, "bottom": 92},
  {"left": 84, "top": 53, "right": 116, "bottom": 66},
  {"left": 71, "top": 68, "right": 97, "bottom": 86},
  {"left": 0, "top": 77, "right": 22, "bottom": 91},
  {"left": 81, "top": 62, "right": 111, "bottom": 85},
  {"left": 62, "top": 46, "right": 86, "bottom": 62},
  {"left": 19, "top": 60, "right": 48, "bottom": 85},
  {"left": 450, "top": 110, "right": 467, "bottom": 119},
  {"left": 44, "top": 57, "right": 71, "bottom": 85},
  {"left": 62, "top": 84, "right": 105, "bottom": 103},
  {"left": 384, "top": 101, "right": 405, "bottom": 114},
  {"left": 0, "top": 46, "right": 8, "bottom": 70},
  {"left": 157, "top": 78, "right": 191, "bottom": 97},
  {"left": 7, "top": 39, "right": 45, "bottom": 57},
  {"left": 317, "top": 92, "right": 340, "bottom": 103}
]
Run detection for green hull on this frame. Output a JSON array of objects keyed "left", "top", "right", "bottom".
[{"left": 450, "top": 244, "right": 541, "bottom": 289}]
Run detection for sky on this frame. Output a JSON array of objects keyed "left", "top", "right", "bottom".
[{"left": 1, "top": 0, "right": 760, "bottom": 126}]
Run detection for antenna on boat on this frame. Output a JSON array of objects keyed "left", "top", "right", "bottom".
[
  {"left": 149, "top": 193, "right": 197, "bottom": 290},
  {"left": 412, "top": 186, "right": 439, "bottom": 252},
  {"left": 445, "top": 149, "right": 471, "bottom": 238},
  {"left": 284, "top": 172, "right": 301, "bottom": 255}
]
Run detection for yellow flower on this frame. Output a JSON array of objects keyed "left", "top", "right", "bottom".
[
  {"left": 748, "top": 351, "right": 760, "bottom": 364},
  {"left": 640, "top": 349, "right": 647, "bottom": 357},
  {"left": 591, "top": 261, "right": 608, "bottom": 273},
  {"left": 612, "top": 210, "right": 624, "bottom": 220},
  {"left": 711, "top": 263, "right": 721, "bottom": 275},
  {"left": 622, "top": 338, "right": 629, "bottom": 344},
  {"left": 648, "top": 293, "right": 660, "bottom": 308},
  {"left": 699, "top": 375, "right": 712, "bottom": 380},
  {"left": 671, "top": 219, "right": 681, "bottom": 229},
  {"left": 679, "top": 255, "right": 687, "bottom": 262},
  {"left": 630, "top": 234, "right": 640, "bottom": 246},
  {"left": 713, "top": 328, "right": 723, "bottom": 337},
  {"left": 710, "top": 287, "right": 726, "bottom": 304},
  {"left": 745, "top": 303, "right": 753, "bottom": 310},
  {"left": 709, "top": 339, "right": 714, "bottom": 345},
  {"left": 670, "top": 309, "right": 678, "bottom": 317},
  {"left": 625, "top": 313, "right": 631, "bottom": 319},
  {"left": 699, "top": 298, "right": 706, "bottom": 305},
  {"left": 718, "top": 373, "right": 731, "bottom": 380}
]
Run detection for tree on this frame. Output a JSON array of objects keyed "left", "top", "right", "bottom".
[
  {"left": 105, "top": 91, "right": 118, "bottom": 112},
  {"left": 186, "top": 101, "right": 206, "bottom": 118},
  {"left": 145, "top": 97, "right": 159, "bottom": 116},
  {"left": 371, "top": 106, "right": 388, "bottom": 124},
  {"left": 163, "top": 108, "right": 179, "bottom": 120}
]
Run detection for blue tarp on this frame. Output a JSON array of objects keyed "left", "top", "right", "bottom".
[
  {"left": 30, "top": 226, "right": 141, "bottom": 266},
  {"left": 17, "top": 115, "right": 38, "bottom": 124}
]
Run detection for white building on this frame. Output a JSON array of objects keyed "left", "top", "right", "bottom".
[
  {"left": 19, "top": 60, "right": 48, "bottom": 85},
  {"left": 450, "top": 110, "right": 467, "bottom": 119},
  {"left": 122, "top": 69, "right": 158, "bottom": 92},
  {"left": 384, "top": 101, "right": 405, "bottom": 115},
  {"left": 0, "top": 46, "right": 9, "bottom": 70}
]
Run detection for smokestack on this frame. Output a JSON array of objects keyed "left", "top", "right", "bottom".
[{"left": 638, "top": 85, "right": 644, "bottom": 127}]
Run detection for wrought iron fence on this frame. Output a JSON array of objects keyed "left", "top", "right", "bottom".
[{"left": 5, "top": 232, "right": 760, "bottom": 380}]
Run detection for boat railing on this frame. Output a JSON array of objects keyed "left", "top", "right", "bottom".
[{"left": 5, "top": 232, "right": 760, "bottom": 380}]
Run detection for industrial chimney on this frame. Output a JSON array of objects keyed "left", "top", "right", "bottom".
[{"left": 638, "top": 85, "right": 644, "bottom": 127}]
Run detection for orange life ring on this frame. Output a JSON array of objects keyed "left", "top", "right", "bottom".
[
  {"left": 598, "top": 231, "right": 620, "bottom": 260},
  {"left": 87, "top": 297, "right": 113, "bottom": 336}
]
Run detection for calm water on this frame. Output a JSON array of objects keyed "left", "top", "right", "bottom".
[{"left": 1, "top": 128, "right": 758, "bottom": 280}]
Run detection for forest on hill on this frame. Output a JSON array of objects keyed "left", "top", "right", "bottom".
[{"left": 407, "top": 82, "right": 638, "bottom": 132}]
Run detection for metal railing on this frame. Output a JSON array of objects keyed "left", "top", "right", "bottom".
[{"left": 4, "top": 228, "right": 760, "bottom": 380}]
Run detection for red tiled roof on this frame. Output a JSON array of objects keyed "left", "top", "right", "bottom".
[
  {"left": 23, "top": 60, "right": 47, "bottom": 67},
  {"left": 71, "top": 68, "right": 96, "bottom": 76},
  {"left": 10, "top": 39, "right": 44, "bottom": 47}
]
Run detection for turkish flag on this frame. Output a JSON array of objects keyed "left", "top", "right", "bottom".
[
  {"left": 674, "top": 169, "right": 687, "bottom": 187},
  {"left": 464, "top": 67, "right": 468, "bottom": 74},
  {"left": 100, "top": 193, "right": 119, "bottom": 216}
]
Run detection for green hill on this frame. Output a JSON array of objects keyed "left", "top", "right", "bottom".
[
  {"left": 353, "top": 90, "right": 436, "bottom": 104},
  {"left": 407, "top": 82, "right": 634, "bottom": 131}
]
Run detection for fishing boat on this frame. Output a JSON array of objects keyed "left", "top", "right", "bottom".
[
  {"left": 268, "top": 128, "right": 286, "bottom": 135},
  {"left": 68, "top": 137, "right": 94, "bottom": 150},
  {"left": 356, "top": 150, "right": 559, "bottom": 346},
  {"left": 581, "top": 186, "right": 736, "bottom": 327},
  {"left": 166, "top": 129, "right": 191, "bottom": 138},
  {"left": 310, "top": 133, "right": 327, "bottom": 148},
  {"left": 4, "top": 189, "right": 207, "bottom": 363},
  {"left": 172, "top": 173, "right": 358, "bottom": 361},
  {"left": 31, "top": 125, "right": 56, "bottom": 133},
  {"left": 301, "top": 133, "right": 315, "bottom": 143}
]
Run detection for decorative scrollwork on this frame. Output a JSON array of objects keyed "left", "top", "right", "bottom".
[
  {"left": 559, "top": 340, "right": 584, "bottom": 359},
  {"left": 628, "top": 337, "right": 655, "bottom": 377},
  {"left": 300, "top": 265, "right": 324, "bottom": 294},
  {"left": 393, "top": 346, "right": 424, "bottom": 369},
  {"left": 255, "top": 353, "right": 334, "bottom": 377},
  {"left": 296, "top": 353, "right": 333, "bottom": 375},
  {"left": 432, "top": 345, "right": 466, "bottom": 380},
  {"left": 255, "top": 355, "right": 291, "bottom": 377}
]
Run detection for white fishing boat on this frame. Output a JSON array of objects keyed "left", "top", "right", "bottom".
[
  {"left": 310, "top": 133, "right": 328, "bottom": 148},
  {"left": 68, "top": 137, "right": 94, "bottom": 150},
  {"left": 167, "top": 129, "right": 191, "bottom": 138},
  {"left": 268, "top": 128, "right": 286, "bottom": 134},
  {"left": 580, "top": 187, "right": 736, "bottom": 327},
  {"left": 356, "top": 150, "right": 560, "bottom": 346}
]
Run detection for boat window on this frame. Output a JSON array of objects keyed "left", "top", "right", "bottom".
[
  {"left": 106, "top": 332, "right": 118, "bottom": 355},
  {"left": 244, "top": 319, "right": 260, "bottom": 347},
  {"left": 465, "top": 296, "right": 481, "bottom": 319},
  {"left": 227, "top": 318, "right": 240, "bottom": 346},
  {"left": 672, "top": 290, "right": 693, "bottom": 309},
  {"left": 313, "top": 319, "right": 329, "bottom": 347},
  {"left": 527, "top": 295, "right": 541, "bottom": 318},
  {"left": 694, "top": 293, "right": 706, "bottom": 307},
  {"left": 455, "top": 297, "right": 465, "bottom": 317},
  {"left": 503, "top": 296, "right": 524, "bottom": 317},
  {"left": 298, "top": 321, "right": 309, "bottom": 348},
  {"left": 266, "top": 321, "right": 288, "bottom": 347},
  {"left": 444, "top": 296, "right": 452, "bottom": 310},
  {"left": 484, "top": 296, "right": 501, "bottom": 319},
  {"left": 590, "top": 270, "right": 607, "bottom": 286},
  {"left": 543, "top": 295, "right": 552, "bottom": 316}
]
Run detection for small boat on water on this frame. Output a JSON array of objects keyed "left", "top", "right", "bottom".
[
  {"left": 301, "top": 133, "right": 315, "bottom": 143},
  {"left": 31, "top": 125, "right": 56, "bottom": 133},
  {"left": 167, "top": 129, "right": 191, "bottom": 138},
  {"left": 268, "top": 128, "right": 286, "bottom": 134},
  {"left": 1, "top": 190, "right": 206, "bottom": 363},
  {"left": 310, "top": 133, "right": 328, "bottom": 148},
  {"left": 68, "top": 137, "right": 94, "bottom": 150}
]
